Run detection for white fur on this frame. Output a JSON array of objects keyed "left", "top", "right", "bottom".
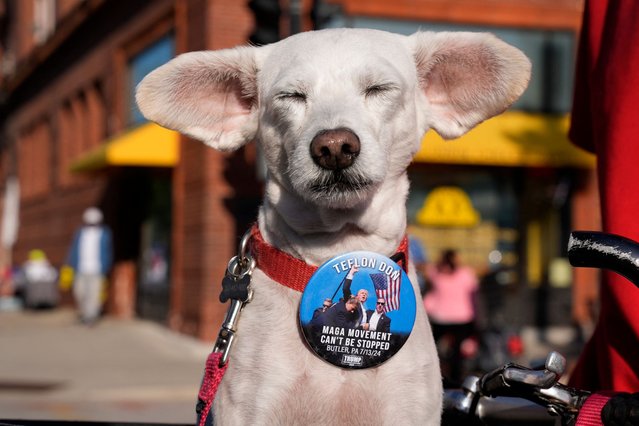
[{"left": 136, "top": 28, "right": 530, "bottom": 425}]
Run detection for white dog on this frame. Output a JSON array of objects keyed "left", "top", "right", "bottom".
[{"left": 137, "top": 28, "right": 530, "bottom": 425}]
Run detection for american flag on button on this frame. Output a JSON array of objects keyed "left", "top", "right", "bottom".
[{"left": 370, "top": 272, "right": 401, "bottom": 312}]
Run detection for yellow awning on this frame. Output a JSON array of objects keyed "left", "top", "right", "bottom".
[
  {"left": 414, "top": 111, "right": 595, "bottom": 168},
  {"left": 70, "top": 123, "right": 179, "bottom": 172}
]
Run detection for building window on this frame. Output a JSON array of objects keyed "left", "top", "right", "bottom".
[
  {"left": 85, "top": 82, "right": 107, "bottom": 149},
  {"left": 33, "top": 0, "right": 56, "bottom": 45},
  {"left": 54, "top": 81, "right": 107, "bottom": 185},
  {"left": 127, "top": 34, "right": 175, "bottom": 127},
  {"left": 57, "top": 101, "right": 76, "bottom": 186},
  {"left": 18, "top": 121, "right": 52, "bottom": 199},
  {"left": 324, "top": 17, "right": 576, "bottom": 114}
]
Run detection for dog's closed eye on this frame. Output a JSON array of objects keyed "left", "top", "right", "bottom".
[
  {"left": 276, "top": 91, "right": 307, "bottom": 102},
  {"left": 364, "top": 83, "right": 398, "bottom": 98}
]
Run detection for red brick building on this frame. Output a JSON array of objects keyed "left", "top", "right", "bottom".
[{"left": 0, "top": 0, "right": 598, "bottom": 340}]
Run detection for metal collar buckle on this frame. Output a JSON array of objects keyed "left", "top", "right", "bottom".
[{"left": 213, "top": 229, "right": 255, "bottom": 367}]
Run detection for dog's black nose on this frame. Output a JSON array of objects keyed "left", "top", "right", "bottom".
[{"left": 310, "top": 128, "right": 360, "bottom": 170}]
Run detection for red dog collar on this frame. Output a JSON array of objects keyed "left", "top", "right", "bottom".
[{"left": 249, "top": 224, "right": 409, "bottom": 292}]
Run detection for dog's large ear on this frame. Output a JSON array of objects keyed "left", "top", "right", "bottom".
[
  {"left": 410, "top": 32, "right": 531, "bottom": 139},
  {"left": 135, "top": 46, "right": 261, "bottom": 151}
]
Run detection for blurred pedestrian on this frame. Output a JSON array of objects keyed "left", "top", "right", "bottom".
[
  {"left": 0, "top": 264, "right": 14, "bottom": 298},
  {"left": 0, "top": 264, "right": 20, "bottom": 311},
  {"left": 567, "top": 0, "right": 639, "bottom": 392},
  {"left": 21, "top": 249, "right": 58, "bottom": 308},
  {"left": 423, "top": 249, "right": 478, "bottom": 384},
  {"left": 66, "top": 207, "right": 113, "bottom": 325},
  {"left": 409, "top": 235, "right": 429, "bottom": 295}
]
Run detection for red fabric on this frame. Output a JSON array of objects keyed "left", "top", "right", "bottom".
[
  {"left": 568, "top": 0, "right": 639, "bottom": 392},
  {"left": 198, "top": 352, "right": 228, "bottom": 426},
  {"left": 249, "top": 225, "right": 318, "bottom": 292},
  {"left": 395, "top": 235, "right": 410, "bottom": 273},
  {"left": 575, "top": 393, "right": 612, "bottom": 426},
  {"left": 249, "top": 224, "right": 409, "bottom": 292}
]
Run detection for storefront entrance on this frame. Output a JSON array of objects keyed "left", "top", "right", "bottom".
[
  {"left": 407, "top": 164, "right": 574, "bottom": 330},
  {"left": 100, "top": 167, "right": 172, "bottom": 323}
]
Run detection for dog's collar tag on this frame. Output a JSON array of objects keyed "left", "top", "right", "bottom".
[{"left": 299, "top": 251, "right": 416, "bottom": 369}]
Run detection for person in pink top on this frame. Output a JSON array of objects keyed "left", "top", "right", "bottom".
[{"left": 424, "top": 249, "right": 479, "bottom": 384}]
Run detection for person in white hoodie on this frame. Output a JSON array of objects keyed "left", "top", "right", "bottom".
[{"left": 66, "top": 207, "right": 113, "bottom": 324}]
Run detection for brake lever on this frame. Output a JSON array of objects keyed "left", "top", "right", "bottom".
[
  {"left": 478, "top": 351, "right": 590, "bottom": 422},
  {"left": 480, "top": 351, "right": 565, "bottom": 395},
  {"left": 506, "top": 351, "right": 565, "bottom": 388}
]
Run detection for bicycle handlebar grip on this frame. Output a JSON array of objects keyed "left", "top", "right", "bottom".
[
  {"left": 479, "top": 373, "right": 508, "bottom": 396},
  {"left": 576, "top": 392, "right": 639, "bottom": 426},
  {"left": 568, "top": 231, "right": 639, "bottom": 287},
  {"left": 601, "top": 392, "right": 639, "bottom": 426}
]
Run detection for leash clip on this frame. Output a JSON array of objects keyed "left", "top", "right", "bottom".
[
  {"left": 213, "top": 229, "right": 255, "bottom": 367},
  {"left": 213, "top": 299, "right": 244, "bottom": 366}
]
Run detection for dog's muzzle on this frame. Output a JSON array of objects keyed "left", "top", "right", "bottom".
[
  {"left": 310, "top": 128, "right": 360, "bottom": 170},
  {"left": 309, "top": 170, "right": 371, "bottom": 196},
  {"left": 307, "top": 128, "right": 373, "bottom": 199}
]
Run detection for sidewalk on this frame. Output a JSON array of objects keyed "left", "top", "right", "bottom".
[{"left": 0, "top": 308, "right": 213, "bottom": 425}]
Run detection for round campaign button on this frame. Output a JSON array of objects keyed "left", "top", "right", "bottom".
[{"left": 299, "top": 251, "right": 416, "bottom": 369}]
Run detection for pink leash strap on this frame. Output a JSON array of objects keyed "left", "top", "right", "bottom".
[
  {"left": 575, "top": 393, "right": 612, "bottom": 426},
  {"left": 197, "top": 352, "right": 228, "bottom": 426}
]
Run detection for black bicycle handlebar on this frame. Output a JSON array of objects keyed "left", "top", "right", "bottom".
[{"left": 568, "top": 231, "right": 639, "bottom": 286}]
